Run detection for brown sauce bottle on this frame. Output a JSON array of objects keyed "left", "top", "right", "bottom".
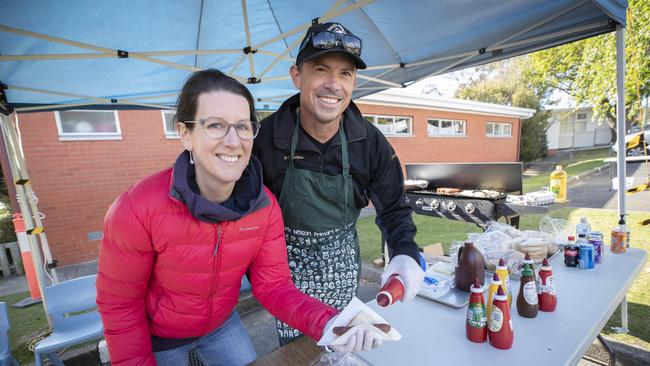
[
  {"left": 455, "top": 241, "right": 486, "bottom": 291},
  {"left": 516, "top": 263, "right": 539, "bottom": 318}
]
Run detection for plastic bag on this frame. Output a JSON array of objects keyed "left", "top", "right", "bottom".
[
  {"left": 485, "top": 250, "right": 525, "bottom": 272},
  {"left": 539, "top": 215, "right": 568, "bottom": 242},
  {"left": 311, "top": 351, "right": 369, "bottom": 366}
]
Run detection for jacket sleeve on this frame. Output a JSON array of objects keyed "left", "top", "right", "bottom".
[
  {"left": 96, "top": 191, "right": 156, "bottom": 366},
  {"left": 368, "top": 128, "right": 421, "bottom": 264},
  {"left": 247, "top": 191, "right": 338, "bottom": 340}
]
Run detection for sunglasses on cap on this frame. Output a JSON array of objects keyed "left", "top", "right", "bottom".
[{"left": 298, "top": 30, "right": 363, "bottom": 57}]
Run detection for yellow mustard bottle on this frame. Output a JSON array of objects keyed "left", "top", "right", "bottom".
[
  {"left": 486, "top": 272, "right": 501, "bottom": 320},
  {"left": 496, "top": 259, "right": 512, "bottom": 308},
  {"left": 549, "top": 165, "right": 568, "bottom": 201}
]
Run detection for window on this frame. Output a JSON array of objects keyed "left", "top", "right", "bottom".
[
  {"left": 54, "top": 110, "right": 121, "bottom": 141},
  {"left": 162, "top": 110, "right": 178, "bottom": 138},
  {"left": 574, "top": 112, "right": 587, "bottom": 133},
  {"left": 363, "top": 114, "right": 412, "bottom": 136},
  {"left": 486, "top": 122, "right": 512, "bottom": 137},
  {"left": 427, "top": 118, "right": 466, "bottom": 136}
]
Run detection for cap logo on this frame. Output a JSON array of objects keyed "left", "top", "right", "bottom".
[{"left": 327, "top": 23, "right": 347, "bottom": 34}]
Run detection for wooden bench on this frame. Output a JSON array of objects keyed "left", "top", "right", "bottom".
[{"left": 0, "top": 241, "right": 23, "bottom": 277}]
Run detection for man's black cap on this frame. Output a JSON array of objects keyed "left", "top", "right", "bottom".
[{"left": 296, "top": 22, "right": 367, "bottom": 69}]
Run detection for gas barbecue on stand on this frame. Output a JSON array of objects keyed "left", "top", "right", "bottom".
[{"left": 404, "top": 162, "right": 567, "bottom": 230}]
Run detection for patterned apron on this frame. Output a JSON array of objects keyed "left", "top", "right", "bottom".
[{"left": 275, "top": 119, "right": 361, "bottom": 345}]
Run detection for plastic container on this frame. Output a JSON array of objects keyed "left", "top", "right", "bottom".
[{"left": 549, "top": 165, "right": 568, "bottom": 201}]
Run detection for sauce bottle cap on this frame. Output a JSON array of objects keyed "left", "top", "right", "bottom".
[
  {"left": 492, "top": 272, "right": 500, "bottom": 281},
  {"left": 473, "top": 278, "right": 481, "bottom": 289},
  {"left": 524, "top": 252, "right": 531, "bottom": 261},
  {"left": 498, "top": 258, "right": 506, "bottom": 267},
  {"left": 542, "top": 258, "right": 549, "bottom": 267},
  {"left": 497, "top": 285, "right": 505, "bottom": 296}
]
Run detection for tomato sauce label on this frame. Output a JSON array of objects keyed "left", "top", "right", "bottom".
[
  {"left": 489, "top": 306, "right": 503, "bottom": 332},
  {"left": 467, "top": 303, "right": 487, "bottom": 328}
]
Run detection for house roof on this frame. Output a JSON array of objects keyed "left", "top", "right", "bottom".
[{"left": 356, "top": 88, "right": 536, "bottom": 119}]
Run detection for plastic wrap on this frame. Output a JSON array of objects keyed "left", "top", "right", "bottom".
[{"left": 311, "top": 351, "right": 369, "bottom": 366}]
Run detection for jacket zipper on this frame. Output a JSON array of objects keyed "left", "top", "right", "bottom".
[{"left": 203, "top": 224, "right": 222, "bottom": 334}]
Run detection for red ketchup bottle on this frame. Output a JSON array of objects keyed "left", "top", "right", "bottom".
[
  {"left": 488, "top": 285, "right": 514, "bottom": 350},
  {"left": 466, "top": 278, "right": 487, "bottom": 343},
  {"left": 376, "top": 274, "right": 404, "bottom": 307},
  {"left": 538, "top": 258, "right": 557, "bottom": 312}
]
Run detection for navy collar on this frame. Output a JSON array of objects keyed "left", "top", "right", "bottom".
[{"left": 271, "top": 93, "right": 367, "bottom": 152}]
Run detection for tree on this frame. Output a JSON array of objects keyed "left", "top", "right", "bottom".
[
  {"left": 455, "top": 59, "right": 550, "bottom": 162},
  {"left": 526, "top": 0, "right": 650, "bottom": 143}
]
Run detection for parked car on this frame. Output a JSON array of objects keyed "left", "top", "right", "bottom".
[{"left": 612, "top": 125, "right": 650, "bottom": 156}]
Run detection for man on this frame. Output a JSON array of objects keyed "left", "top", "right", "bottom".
[{"left": 253, "top": 21, "right": 424, "bottom": 345}]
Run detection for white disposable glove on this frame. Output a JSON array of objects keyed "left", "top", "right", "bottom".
[
  {"left": 381, "top": 254, "right": 425, "bottom": 302},
  {"left": 329, "top": 328, "right": 384, "bottom": 353},
  {"left": 319, "top": 315, "right": 384, "bottom": 353}
]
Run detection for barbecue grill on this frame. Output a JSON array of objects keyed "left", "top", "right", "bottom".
[{"left": 404, "top": 163, "right": 524, "bottom": 229}]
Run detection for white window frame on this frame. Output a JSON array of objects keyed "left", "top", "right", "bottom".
[
  {"left": 162, "top": 110, "right": 179, "bottom": 139},
  {"left": 363, "top": 114, "right": 413, "bottom": 136},
  {"left": 54, "top": 110, "right": 122, "bottom": 141},
  {"left": 486, "top": 122, "right": 513, "bottom": 138},
  {"left": 427, "top": 118, "right": 466, "bottom": 137},
  {"left": 574, "top": 112, "right": 587, "bottom": 133}
]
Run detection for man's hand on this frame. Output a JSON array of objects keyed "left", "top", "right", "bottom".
[{"left": 381, "top": 255, "right": 424, "bottom": 302}]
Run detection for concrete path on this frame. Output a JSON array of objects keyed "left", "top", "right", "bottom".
[{"left": 568, "top": 161, "right": 650, "bottom": 211}]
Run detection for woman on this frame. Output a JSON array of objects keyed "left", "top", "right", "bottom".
[{"left": 96, "top": 70, "right": 379, "bottom": 366}]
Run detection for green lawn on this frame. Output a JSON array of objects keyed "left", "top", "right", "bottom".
[{"left": 1, "top": 292, "right": 48, "bottom": 365}]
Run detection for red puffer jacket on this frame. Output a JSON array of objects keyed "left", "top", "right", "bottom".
[{"left": 97, "top": 162, "right": 337, "bottom": 366}]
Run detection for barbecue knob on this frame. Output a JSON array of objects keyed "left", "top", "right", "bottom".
[
  {"left": 465, "top": 203, "right": 476, "bottom": 214},
  {"left": 415, "top": 198, "right": 424, "bottom": 206},
  {"left": 430, "top": 199, "right": 439, "bottom": 209},
  {"left": 446, "top": 201, "right": 457, "bottom": 211}
]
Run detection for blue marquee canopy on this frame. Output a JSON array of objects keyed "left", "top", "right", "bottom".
[{"left": 0, "top": 0, "right": 627, "bottom": 112}]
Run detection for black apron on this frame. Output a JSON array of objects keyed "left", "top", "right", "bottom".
[{"left": 275, "top": 120, "right": 361, "bottom": 345}]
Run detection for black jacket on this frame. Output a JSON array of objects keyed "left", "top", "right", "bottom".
[{"left": 252, "top": 94, "right": 420, "bottom": 263}]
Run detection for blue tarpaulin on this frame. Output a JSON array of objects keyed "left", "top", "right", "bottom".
[{"left": 0, "top": 0, "right": 627, "bottom": 111}]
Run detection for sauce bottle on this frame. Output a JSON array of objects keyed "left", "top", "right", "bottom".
[
  {"left": 455, "top": 241, "right": 486, "bottom": 291},
  {"left": 495, "top": 258, "right": 512, "bottom": 308},
  {"left": 488, "top": 285, "right": 514, "bottom": 350},
  {"left": 466, "top": 278, "right": 487, "bottom": 343},
  {"left": 486, "top": 272, "right": 501, "bottom": 320},
  {"left": 538, "top": 258, "right": 557, "bottom": 312},
  {"left": 549, "top": 165, "right": 568, "bottom": 201},
  {"left": 516, "top": 263, "right": 539, "bottom": 318},
  {"left": 523, "top": 252, "right": 538, "bottom": 289},
  {"left": 376, "top": 274, "right": 404, "bottom": 307}
]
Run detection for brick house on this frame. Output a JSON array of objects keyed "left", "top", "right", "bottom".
[{"left": 2, "top": 90, "right": 533, "bottom": 266}]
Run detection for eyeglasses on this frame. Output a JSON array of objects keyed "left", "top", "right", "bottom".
[
  {"left": 299, "top": 31, "right": 362, "bottom": 57},
  {"left": 182, "top": 118, "right": 260, "bottom": 140}
]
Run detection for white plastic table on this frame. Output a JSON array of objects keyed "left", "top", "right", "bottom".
[{"left": 358, "top": 247, "right": 647, "bottom": 366}]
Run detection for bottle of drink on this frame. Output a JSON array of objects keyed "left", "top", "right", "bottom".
[
  {"left": 549, "top": 165, "right": 568, "bottom": 201},
  {"left": 610, "top": 216, "right": 628, "bottom": 254},
  {"left": 564, "top": 235, "right": 579, "bottom": 267},
  {"left": 576, "top": 217, "right": 591, "bottom": 238},
  {"left": 466, "top": 278, "right": 487, "bottom": 343},
  {"left": 376, "top": 274, "right": 404, "bottom": 307}
]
